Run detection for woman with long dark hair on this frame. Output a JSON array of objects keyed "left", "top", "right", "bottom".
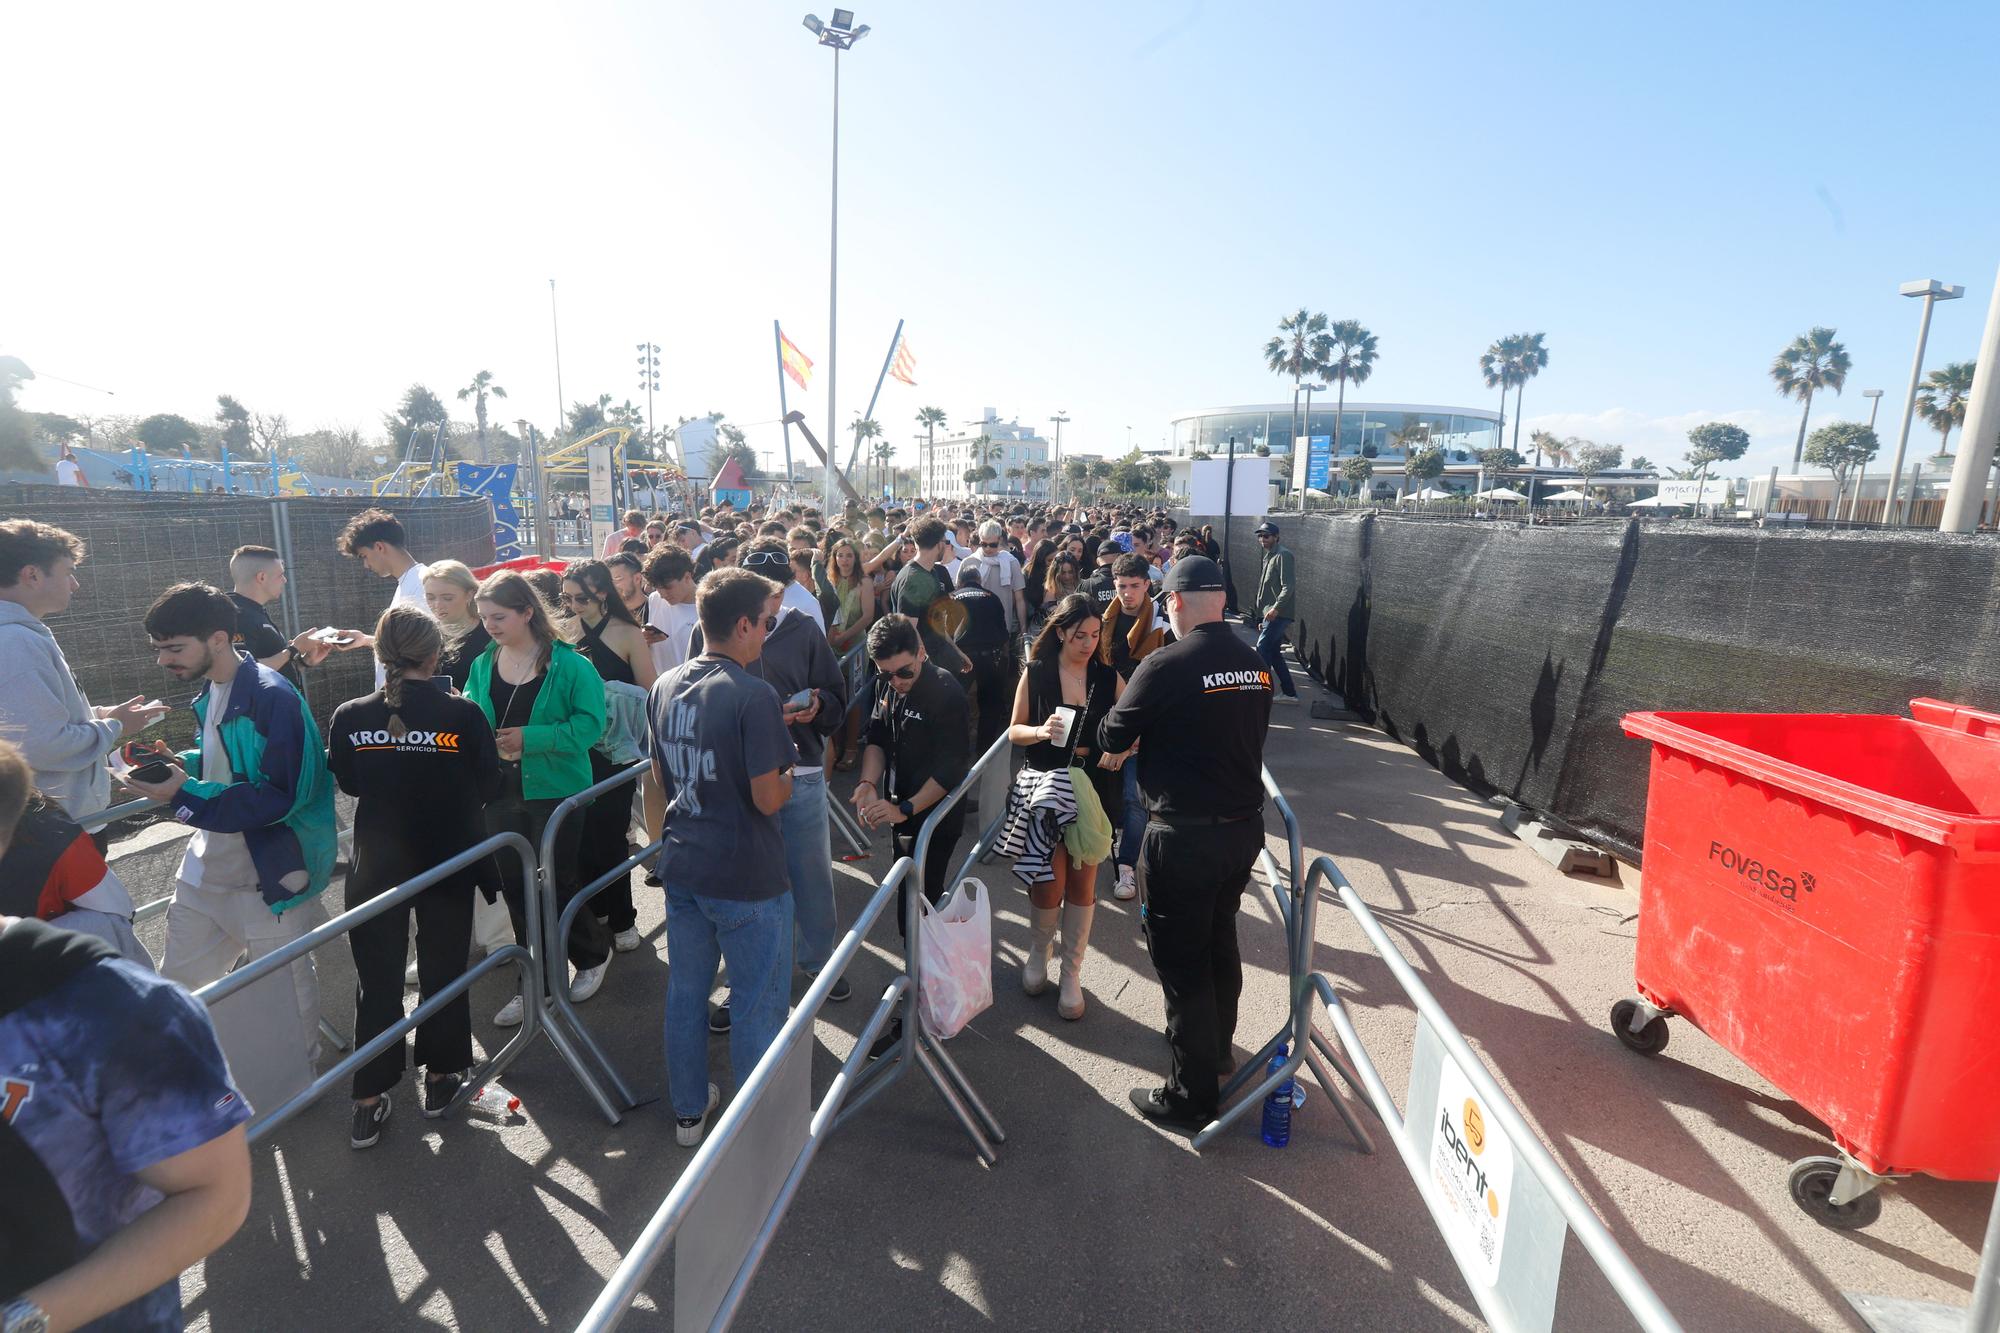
[
  {"left": 327, "top": 604, "right": 500, "bottom": 1145},
  {"left": 464, "top": 570, "right": 612, "bottom": 1026},
  {"left": 995, "top": 593, "right": 1128, "bottom": 1021},
  {"left": 561, "top": 559, "right": 656, "bottom": 954},
  {"left": 1021, "top": 538, "right": 1057, "bottom": 622}
]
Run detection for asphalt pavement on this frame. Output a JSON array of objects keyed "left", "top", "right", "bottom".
[{"left": 165, "top": 628, "right": 1991, "bottom": 1332}]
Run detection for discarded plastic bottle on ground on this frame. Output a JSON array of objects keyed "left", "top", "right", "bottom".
[
  {"left": 1261, "top": 1043, "right": 1294, "bottom": 1147},
  {"left": 466, "top": 1082, "right": 521, "bottom": 1118}
]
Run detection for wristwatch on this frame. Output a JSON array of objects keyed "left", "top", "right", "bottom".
[
  {"left": 895, "top": 798, "right": 914, "bottom": 819},
  {"left": 2, "top": 1299, "right": 49, "bottom": 1333}
]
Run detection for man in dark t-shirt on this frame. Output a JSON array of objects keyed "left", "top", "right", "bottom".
[{"left": 226, "top": 545, "right": 328, "bottom": 691}]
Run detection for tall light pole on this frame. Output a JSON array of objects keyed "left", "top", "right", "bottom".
[
  {"left": 803, "top": 11, "right": 871, "bottom": 515},
  {"left": 1849, "top": 387, "right": 1883, "bottom": 522},
  {"left": 549, "top": 279, "right": 566, "bottom": 442},
  {"left": 1940, "top": 265, "right": 2000, "bottom": 534},
  {"left": 1049, "top": 411, "right": 1068, "bottom": 502},
  {"left": 1885, "top": 278, "right": 1964, "bottom": 525},
  {"left": 635, "top": 340, "right": 659, "bottom": 451}
]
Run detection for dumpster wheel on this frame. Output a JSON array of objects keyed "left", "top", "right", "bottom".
[
  {"left": 1609, "top": 999, "right": 1670, "bottom": 1056},
  {"left": 1787, "top": 1156, "right": 1883, "bottom": 1231}
]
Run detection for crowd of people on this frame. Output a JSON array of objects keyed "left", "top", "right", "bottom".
[{"left": 0, "top": 489, "right": 1303, "bottom": 1327}]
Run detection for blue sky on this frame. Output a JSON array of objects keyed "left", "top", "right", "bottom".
[{"left": 6, "top": 0, "right": 1997, "bottom": 479}]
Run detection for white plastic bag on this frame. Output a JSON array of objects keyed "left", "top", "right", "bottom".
[{"left": 917, "top": 876, "right": 993, "bottom": 1039}]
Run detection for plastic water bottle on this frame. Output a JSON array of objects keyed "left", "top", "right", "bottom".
[
  {"left": 466, "top": 1082, "right": 521, "bottom": 1118},
  {"left": 1261, "top": 1043, "right": 1294, "bottom": 1147}
]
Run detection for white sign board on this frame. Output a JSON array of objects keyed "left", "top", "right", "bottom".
[
  {"left": 587, "top": 443, "right": 616, "bottom": 555},
  {"left": 677, "top": 418, "right": 718, "bottom": 481},
  {"left": 1189, "top": 456, "right": 1271, "bottom": 519},
  {"left": 1428, "top": 1046, "right": 1516, "bottom": 1285},
  {"left": 1654, "top": 479, "right": 1726, "bottom": 506}
]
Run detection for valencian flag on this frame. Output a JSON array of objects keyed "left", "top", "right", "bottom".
[
  {"left": 889, "top": 335, "right": 917, "bottom": 386},
  {"left": 780, "top": 330, "right": 814, "bottom": 390}
]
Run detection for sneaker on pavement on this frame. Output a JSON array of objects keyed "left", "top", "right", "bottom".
[
  {"left": 645, "top": 871, "right": 663, "bottom": 887},
  {"left": 828, "top": 975, "right": 853, "bottom": 1002},
  {"left": 1128, "top": 1085, "right": 1204, "bottom": 1133},
  {"left": 867, "top": 1016, "right": 903, "bottom": 1061},
  {"left": 612, "top": 928, "right": 643, "bottom": 953},
  {"left": 675, "top": 1083, "right": 722, "bottom": 1147},
  {"left": 492, "top": 994, "right": 525, "bottom": 1027},
  {"left": 1273, "top": 693, "right": 1300, "bottom": 705},
  {"left": 350, "top": 1093, "right": 392, "bottom": 1148},
  {"left": 570, "top": 960, "right": 609, "bottom": 1003},
  {"left": 708, "top": 1001, "right": 732, "bottom": 1034},
  {"left": 1114, "top": 865, "right": 1137, "bottom": 900},
  {"left": 422, "top": 1072, "right": 467, "bottom": 1118}
]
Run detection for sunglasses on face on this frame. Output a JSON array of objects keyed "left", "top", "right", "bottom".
[
  {"left": 559, "top": 592, "right": 593, "bottom": 605},
  {"left": 878, "top": 663, "right": 919, "bottom": 681},
  {"left": 980, "top": 541, "right": 1000, "bottom": 551}
]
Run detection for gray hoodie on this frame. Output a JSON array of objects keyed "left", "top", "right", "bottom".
[{"left": 0, "top": 600, "right": 119, "bottom": 817}]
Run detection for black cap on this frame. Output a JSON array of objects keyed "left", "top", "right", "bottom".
[
  {"left": 1162, "top": 554, "right": 1226, "bottom": 592},
  {"left": 1254, "top": 520, "right": 1279, "bottom": 536}
]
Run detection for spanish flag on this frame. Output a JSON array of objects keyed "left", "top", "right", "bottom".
[{"left": 780, "top": 330, "right": 814, "bottom": 390}]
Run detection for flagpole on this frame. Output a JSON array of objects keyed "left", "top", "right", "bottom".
[
  {"left": 773, "top": 320, "right": 796, "bottom": 487},
  {"left": 845, "top": 317, "right": 905, "bottom": 482}
]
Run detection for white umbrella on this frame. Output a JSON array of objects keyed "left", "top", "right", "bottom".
[
  {"left": 1626, "top": 494, "right": 1683, "bottom": 508},
  {"left": 1477, "top": 486, "right": 1527, "bottom": 502},
  {"left": 1545, "top": 488, "right": 1588, "bottom": 502},
  {"left": 1400, "top": 486, "right": 1455, "bottom": 501}
]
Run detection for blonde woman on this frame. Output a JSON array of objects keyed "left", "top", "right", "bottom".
[{"left": 423, "top": 560, "right": 489, "bottom": 690}]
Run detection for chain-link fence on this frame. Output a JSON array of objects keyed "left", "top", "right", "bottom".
[{"left": 2, "top": 486, "right": 495, "bottom": 742}]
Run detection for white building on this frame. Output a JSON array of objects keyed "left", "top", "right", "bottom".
[{"left": 920, "top": 408, "right": 1051, "bottom": 499}]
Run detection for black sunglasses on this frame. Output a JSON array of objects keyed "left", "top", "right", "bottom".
[
  {"left": 878, "top": 662, "right": 919, "bottom": 680},
  {"left": 980, "top": 541, "right": 1000, "bottom": 550}
]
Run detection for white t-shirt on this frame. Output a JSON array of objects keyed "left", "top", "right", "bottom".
[
  {"left": 55, "top": 458, "right": 84, "bottom": 486},
  {"left": 976, "top": 549, "right": 1025, "bottom": 630},
  {"left": 376, "top": 560, "right": 429, "bottom": 687},
  {"left": 179, "top": 676, "right": 257, "bottom": 890},
  {"left": 646, "top": 592, "right": 700, "bottom": 675},
  {"left": 781, "top": 579, "right": 826, "bottom": 631}
]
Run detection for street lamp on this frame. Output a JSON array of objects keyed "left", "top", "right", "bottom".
[
  {"left": 1885, "top": 279, "right": 1964, "bottom": 525},
  {"left": 1848, "top": 388, "right": 1883, "bottom": 522},
  {"left": 1049, "top": 411, "right": 1069, "bottom": 502},
  {"left": 802, "top": 11, "right": 871, "bottom": 514},
  {"left": 635, "top": 341, "right": 659, "bottom": 453}
]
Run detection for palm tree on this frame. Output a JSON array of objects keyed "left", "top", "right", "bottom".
[
  {"left": 455, "top": 370, "right": 507, "bottom": 461},
  {"left": 1324, "top": 320, "right": 1378, "bottom": 458},
  {"left": 1529, "top": 429, "right": 1568, "bottom": 468},
  {"left": 850, "top": 415, "right": 881, "bottom": 492},
  {"left": 1480, "top": 335, "right": 1520, "bottom": 450},
  {"left": 1771, "top": 326, "right": 1850, "bottom": 469},
  {"left": 1024, "top": 460, "right": 1051, "bottom": 496},
  {"left": 1264, "top": 308, "right": 1333, "bottom": 454},
  {"left": 915, "top": 405, "right": 946, "bottom": 495},
  {"left": 1509, "top": 332, "right": 1549, "bottom": 453},
  {"left": 969, "top": 433, "right": 1001, "bottom": 494},
  {"left": 1916, "top": 361, "right": 1975, "bottom": 458},
  {"left": 871, "top": 440, "right": 894, "bottom": 497}
]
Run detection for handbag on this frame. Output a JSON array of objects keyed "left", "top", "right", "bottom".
[{"left": 916, "top": 876, "right": 993, "bottom": 1040}]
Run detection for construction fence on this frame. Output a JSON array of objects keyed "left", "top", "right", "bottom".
[{"left": 1193, "top": 509, "right": 2000, "bottom": 859}]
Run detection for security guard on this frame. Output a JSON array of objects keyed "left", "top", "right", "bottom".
[{"left": 1097, "top": 554, "right": 1272, "bottom": 1131}]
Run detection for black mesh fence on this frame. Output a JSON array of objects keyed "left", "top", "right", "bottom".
[
  {"left": 1187, "top": 509, "right": 2000, "bottom": 860},
  {"left": 2, "top": 486, "right": 496, "bottom": 743}
]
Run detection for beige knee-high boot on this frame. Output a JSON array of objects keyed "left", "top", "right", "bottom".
[
  {"left": 1022, "top": 904, "right": 1061, "bottom": 996},
  {"left": 1057, "top": 901, "right": 1096, "bottom": 1020}
]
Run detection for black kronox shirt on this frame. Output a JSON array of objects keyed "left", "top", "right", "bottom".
[
  {"left": 1096, "top": 621, "right": 1272, "bottom": 820},
  {"left": 866, "top": 661, "right": 972, "bottom": 803}
]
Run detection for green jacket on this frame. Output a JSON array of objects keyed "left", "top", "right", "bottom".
[
  {"left": 464, "top": 640, "right": 607, "bottom": 800},
  {"left": 1258, "top": 544, "right": 1296, "bottom": 620}
]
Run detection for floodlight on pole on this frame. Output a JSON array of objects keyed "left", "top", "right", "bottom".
[
  {"left": 802, "top": 10, "right": 870, "bottom": 514},
  {"left": 1049, "top": 412, "right": 1069, "bottom": 502},
  {"left": 1847, "top": 388, "right": 1884, "bottom": 522},
  {"left": 1939, "top": 265, "right": 2000, "bottom": 534},
  {"left": 1885, "top": 278, "right": 1964, "bottom": 525}
]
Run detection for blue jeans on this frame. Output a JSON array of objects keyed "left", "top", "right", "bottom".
[
  {"left": 1256, "top": 615, "right": 1298, "bottom": 698},
  {"left": 1117, "top": 759, "right": 1145, "bottom": 870},
  {"left": 780, "top": 770, "right": 836, "bottom": 973},
  {"left": 664, "top": 884, "right": 793, "bottom": 1118}
]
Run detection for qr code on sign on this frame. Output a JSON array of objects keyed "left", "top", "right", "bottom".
[{"left": 1479, "top": 1230, "right": 1495, "bottom": 1262}]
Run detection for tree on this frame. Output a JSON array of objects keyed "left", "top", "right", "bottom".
[
  {"left": 1571, "top": 442, "right": 1624, "bottom": 496},
  {"left": 0, "top": 361, "right": 43, "bottom": 472},
  {"left": 1802, "top": 421, "right": 1878, "bottom": 508},
  {"left": 1324, "top": 319, "right": 1378, "bottom": 457},
  {"left": 136, "top": 413, "right": 204, "bottom": 455},
  {"left": 215, "top": 395, "right": 254, "bottom": 457},
  {"left": 874, "top": 441, "right": 895, "bottom": 496},
  {"left": 386, "top": 385, "right": 453, "bottom": 460},
  {"left": 1508, "top": 332, "right": 1549, "bottom": 454},
  {"left": 1062, "top": 455, "right": 1092, "bottom": 493},
  {"left": 1341, "top": 454, "right": 1374, "bottom": 498},
  {"left": 851, "top": 415, "right": 882, "bottom": 490},
  {"left": 962, "top": 464, "right": 998, "bottom": 491},
  {"left": 1264, "top": 308, "right": 1332, "bottom": 454},
  {"left": 30, "top": 412, "right": 85, "bottom": 446},
  {"left": 1476, "top": 446, "right": 1524, "bottom": 475},
  {"left": 1086, "top": 458, "right": 1113, "bottom": 495},
  {"left": 1024, "top": 461, "right": 1051, "bottom": 495},
  {"left": 566, "top": 393, "right": 613, "bottom": 440},
  {"left": 1916, "top": 361, "right": 1975, "bottom": 458},
  {"left": 251, "top": 412, "right": 289, "bottom": 460},
  {"left": 1629, "top": 455, "right": 1654, "bottom": 471},
  {"left": 1480, "top": 336, "right": 1520, "bottom": 450},
  {"left": 1528, "top": 427, "right": 1567, "bottom": 469},
  {"left": 1402, "top": 444, "right": 1445, "bottom": 497},
  {"left": 916, "top": 405, "right": 947, "bottom": 492},
  {"left": 1684, "top": 421, "right": 1750, "bottom": 508},
  {"left": 455, "top": 370, "right": 508, "bottom": 461},
  {"left": 1771, "top": 326, "right": 1850, "bottom": 469},
  {"left": 290, "top": 427, "right": 374, "bottom": 480},
  {"left": 1003, "top": 464, "right": 1024, "bottom": 494}
]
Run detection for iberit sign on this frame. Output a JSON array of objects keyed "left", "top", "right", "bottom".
[{"left": 1306, "top": 435, "right": 1332, "bottom": 490}]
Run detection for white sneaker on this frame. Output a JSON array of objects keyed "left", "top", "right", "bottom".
[
  {"left": 613, "top": 928, "right": 643, "bottom": 953},
  {"left": 675, "top": 1083, "right": 722, "bottom": 1147},
  {"left": 1114, "top": 865, "right": 1137, "bottom": 901},
  {"left": 570, "top": 960, "right": 609, "bottom": 1003},
  {"left": 492, "top": 994, "right": 525, "bottom": 1027},
  {"left": 1273, "top": 693, "right": 1300, "bottom": 705}
]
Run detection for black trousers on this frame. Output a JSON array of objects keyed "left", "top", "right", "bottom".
[
  {"left": 967, "top": 648, "right": 1011, "bottom": 754},
  {"left": 892, "top": 806, "right": 966, "bottom": 940},
  {"left": 485, "top": 784, "right": 611, "bottom": 971},
  {"left": 583, "top": 751, "right": 638, "bottom": 933},
  {"left": 1139, "top": 816, "right": 1264, "bottom": 1118},
  {"left": 347, "top": 875, "right": 474, "bottom": 1099}
]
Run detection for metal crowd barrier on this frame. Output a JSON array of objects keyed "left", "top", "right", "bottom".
[
  {"left": 192, "top": 833, "right": 550, "bottom": 1144},
  {"left": 831, "top": 731, "right": 1014, "bottom": 1165},
  {"left": 1300, "top": 852, "right": 1683, "bottom": 1333},
  {"left": 538, "top": 760, "right": 665, "bottom": 1125},
  {"left": 826, "top": 643, "right": 872, "bottom": 858},
  {"left": 574, "top": 860, "right": 913, "bottom": 1333}
]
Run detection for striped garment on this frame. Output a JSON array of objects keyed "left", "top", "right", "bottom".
[{"left": 996, "top": 765, "right": 1080, "bottom": 886}]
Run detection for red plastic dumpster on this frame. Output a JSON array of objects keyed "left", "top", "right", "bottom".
[{"left": 1618, "top": 700, "right": 2000, "bottom": 1226}]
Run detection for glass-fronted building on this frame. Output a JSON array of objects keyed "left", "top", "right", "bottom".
[{"left": 1169, "top": 402, "right": 1502, "bottom": 463}]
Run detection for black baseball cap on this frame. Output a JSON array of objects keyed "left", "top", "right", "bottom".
[
  {"left": 1254, "top": 521, "right": 1279, "bottom": 536},
  {"left": 1162, "top": 555, "right": 1226, "bottom": 592}
]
